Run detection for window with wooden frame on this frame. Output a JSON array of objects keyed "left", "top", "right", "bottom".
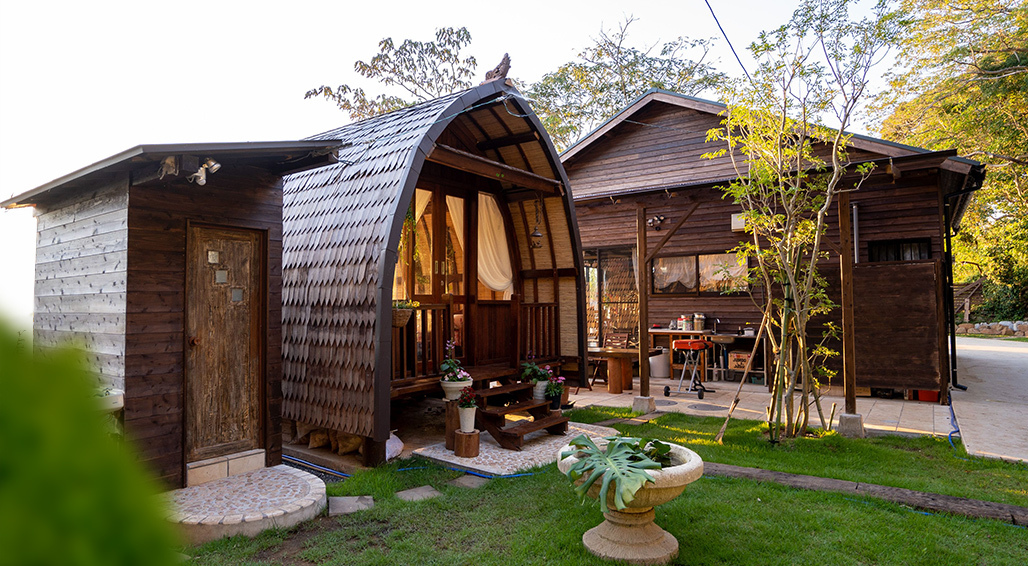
[
  {"left": 584, "top": 248, "right": 640, "bottom": 347},
  {"left": 652, "top": 253, "right": 747, "bottom": 295},
  {"left": 867, "top": 238, "right": 932, "bottom": 263}
]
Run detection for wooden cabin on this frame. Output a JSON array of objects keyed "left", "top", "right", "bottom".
[
  {"left": 281, "top": 79, "right": 587, "bottom": 464},
  {"left": 561, "top": 89, "right": 985, "bottom": 401},
  {"left": 1, "top": 143, "right": 339, "bottom": 488}
]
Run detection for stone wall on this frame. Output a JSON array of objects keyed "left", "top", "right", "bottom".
[{"left": 955, "top": 321, "right": 1028, "bottom": 337}]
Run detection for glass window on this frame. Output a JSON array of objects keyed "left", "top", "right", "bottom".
[
  {"left": 652, "top": 256, "right": 697, "bottom": 294},
  {"left": 444, "top": 195, "right": 465, "bottom": 296},
  {"left": 698, "top": 253, "right": 747, "bottom": 292},
  {"left": 583, "top": 247, "right": 640, "bottom": 347},
  {"left": 413, "top": 189, "right": 433, "bottom": 296},
  {"left": 868, "top": 239, "right": 931, "bottom": 262}
]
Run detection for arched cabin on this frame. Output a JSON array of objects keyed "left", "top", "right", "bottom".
[{"left": 282, "top": 80, "right": 587, "bottom": 464}]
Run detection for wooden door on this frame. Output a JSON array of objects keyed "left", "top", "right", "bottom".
[{"left": 185, "top": 225, "right": 264, "bottom": 463}]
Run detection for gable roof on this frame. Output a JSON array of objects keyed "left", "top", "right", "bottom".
[
  {"left": 560, "top": 88, "right": 928, "bottom": 164},
  {"left": 1, "top": 141, "right": 342, "bottom": 209}
]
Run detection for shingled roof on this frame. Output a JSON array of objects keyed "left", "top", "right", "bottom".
[{"left": 281, "top": 80, "right": 582, "bottom": 442}]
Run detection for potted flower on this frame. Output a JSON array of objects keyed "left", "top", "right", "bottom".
[
  {"left": 556, "top": 434, "right": 703, "bottom": 565},
  {"left": 392, "top": 298, "right": 420, "bottom": 328},
  {"left": 521, "top": 360, "right": 552, "bottom": 400},
  {"left": 544, "top": 374, "right": 565, "bottom": 410},
  {"left": 456, "top": 386, "right": 478, "bottom": 433},
  {"left": 440, "top": 340, "right": 472, "bottom": 400}
]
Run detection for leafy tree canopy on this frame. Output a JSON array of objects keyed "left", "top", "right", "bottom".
[
  {"left": 524, "top": 17, "right": 724, "bottom": 151},
  {"left": 877, "top": 0, "right": 1028, "bottom": 315},
  {"left": 306, "top": 27, "right": 477, "bottom": 121}
]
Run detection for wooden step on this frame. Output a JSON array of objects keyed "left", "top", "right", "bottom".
[
  {"left": 493, "top": 413, "right": 569, "bottom": 450},
  {"left": 476, "top": 381, "right": 533, "bottom": 399},
  {"left": 478, "top": 398, "right": 549, "bottom": 417}
]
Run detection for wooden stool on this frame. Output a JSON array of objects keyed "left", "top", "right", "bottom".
[{"left": 454, "top": 430, "right": 480, "bottom": 458}]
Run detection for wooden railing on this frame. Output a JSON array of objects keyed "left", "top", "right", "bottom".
[
  {"left": 521, "top": 302, "right": 558, "bottom": 360},
  {"left": 391, "top": 303, "right": 451, "bottom": 382}
]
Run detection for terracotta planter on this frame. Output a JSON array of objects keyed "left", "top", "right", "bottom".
[
  {"left": 557, "top": 441, "right": 704, "bottom": 565},
  {"left": 392, "top": 308, "right": 413, "bottom": 328},
  {"left": 440, "top": 379, "right": 471, "bottom": 400},
  {"left": 458, "top": 406, "right": 476, "bottom": 433}
]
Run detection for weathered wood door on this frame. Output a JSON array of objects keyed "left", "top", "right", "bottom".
[{"left": 185, "top": 225, "right": 264, "bottom": 462}]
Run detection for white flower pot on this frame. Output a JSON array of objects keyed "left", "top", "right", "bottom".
[
  {"left": 440, "top": 379, "right": 471, "bottom": 400},
  {"left": 533, "top": 381, "right": 547, "bottom": 400},
  {"left": 458, "top": 407, "right": 477, "bottom": 433}
]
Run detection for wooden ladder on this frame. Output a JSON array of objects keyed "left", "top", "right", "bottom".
[{"left": 474, "top": 381, "right": 569, "bottom": 450}]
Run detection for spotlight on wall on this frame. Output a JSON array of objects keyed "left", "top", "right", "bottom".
[
  {"left": 187, "top": 167, "right": 207, "bottom": 186},
  {"left": 203, "top": 158, "right": 222, "bottom": 173},
  {"left": 647, "top": 215, "right": 666, "bottom": 230}
]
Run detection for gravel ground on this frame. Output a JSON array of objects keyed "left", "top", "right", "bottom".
[{"left": 283, "top": 459, "right": 348, "bottom": 485}]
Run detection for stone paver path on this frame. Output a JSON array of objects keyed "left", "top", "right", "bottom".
[
  {"left": 328, "top": 495, "right": 374, "bottom": 515},
  {"left": 395, "top": 485, "right": 442, "bottom": 501}
]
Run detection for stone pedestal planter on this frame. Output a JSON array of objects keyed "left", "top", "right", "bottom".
[
  {"left": 557, "top": 442, "right": 704, "bottom": 565},
  {"left": 440, "top": 379, "right": 471, "bottom": 400}
]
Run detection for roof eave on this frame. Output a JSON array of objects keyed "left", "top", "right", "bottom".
[{"left": 2, "top": 140, "right": 344, "bottom": 208}]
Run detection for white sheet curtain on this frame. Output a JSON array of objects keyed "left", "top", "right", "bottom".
[
  {"left": 477, "top": 193, "right": 513, "bottom": 299},
  {"left": 653, "top": 256, "right": 696, "bottom": 290}
]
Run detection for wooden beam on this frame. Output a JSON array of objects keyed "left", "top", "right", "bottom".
[
  {"left": 643, "top": 201, "right": 700, "bottom": 264},
  {"left": 476, "top": 131, "right": 539, "bottom": 152},
  {"left": 428, "top": 143, "right": 561, "bottom": 194}
]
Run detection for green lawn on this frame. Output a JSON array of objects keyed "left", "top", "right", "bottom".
[
  {"left": 187, "top": 409, "right": 1028, "bottom": 566},
  {"left": 571, "top": 406, "right": 1028, "bottom": 507}
]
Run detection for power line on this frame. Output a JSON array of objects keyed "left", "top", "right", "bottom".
[{"left": 704, "top": 0, "right": 751, "bottom": 82}]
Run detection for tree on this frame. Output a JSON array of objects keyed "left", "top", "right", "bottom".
[
  {"left": 878, "top": 0, "right": 1028, "bottom": 318},
  {"left": 524, "top": 17, "right": 724, "bottom": 151},
  {"left": 306, "top": 27, "right": 478, "bottom": 121},
  {"left": 706, "top": 0, "right": 900, "bottom": 441}
]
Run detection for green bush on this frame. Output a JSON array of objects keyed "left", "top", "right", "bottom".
[
  {"left": 0, "top": 321, "right": 181, "bottom": 566},
  {"left": 972, "top": 278, "right": 1028, "bottom": 321}
]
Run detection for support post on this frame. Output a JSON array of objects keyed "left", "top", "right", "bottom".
[
  {"left": 629, "top": 206, "right": 653, "bottom": 408},
  {"left": 837, "top": 191, "right": 863, "bottom": 437}
]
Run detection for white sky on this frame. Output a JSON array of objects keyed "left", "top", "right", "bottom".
[{"left": 0, "top": 0, "right": 887, "bottom": 329}]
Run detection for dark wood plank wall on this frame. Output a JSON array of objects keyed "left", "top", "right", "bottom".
[
  {"left": 565, "top": 101, "right": 882, "bottom": 199},
  {"left": 124, "top": 167, "right": 283, "bottom": 488},
  {"left": 568, "top": 100, "right": 952, "bottom": 391},
  {"left": 33, "top": 176, "right": 130, "bottom": 391}
]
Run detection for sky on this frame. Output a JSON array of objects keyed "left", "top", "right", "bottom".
[{"left": 0, "top": 0, "right": 889, "bottom": 329}]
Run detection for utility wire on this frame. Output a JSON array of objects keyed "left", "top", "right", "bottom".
[{"left": 704, "top": 0, "right": 751, "bottom": 82}]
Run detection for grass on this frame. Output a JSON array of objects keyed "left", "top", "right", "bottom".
[
  {"left": 187, "top": 409, "right": 1028, "bottom": 566},
  {"left": 566, "top": 407, "right": 1028, "bottom": 508}
]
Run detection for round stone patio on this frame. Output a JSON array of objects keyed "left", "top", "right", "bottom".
[{"left": 166, "top": 464, "right": 326, "bottom": 545}]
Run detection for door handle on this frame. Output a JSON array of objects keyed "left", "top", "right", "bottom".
[{"left": 189, "top": 336, "right": 201, "bottom": 347}]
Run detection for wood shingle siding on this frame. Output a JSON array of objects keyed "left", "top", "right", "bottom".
[{"left": 282, "top": 81, "right": 586, "bottom": 450}]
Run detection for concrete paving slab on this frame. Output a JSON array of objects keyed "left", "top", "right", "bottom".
[
  {"left": 952, "top": 337, "right": 1028, "bottom": 463},
  {"left": 447, "top": 474, "right": 490, "bottom": 489},
  {"left": 395, "top": 485, "right": 442, "bottom": 502},
  {"left": 328, "top": 495, "right": 374, "bottom": 515}
]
